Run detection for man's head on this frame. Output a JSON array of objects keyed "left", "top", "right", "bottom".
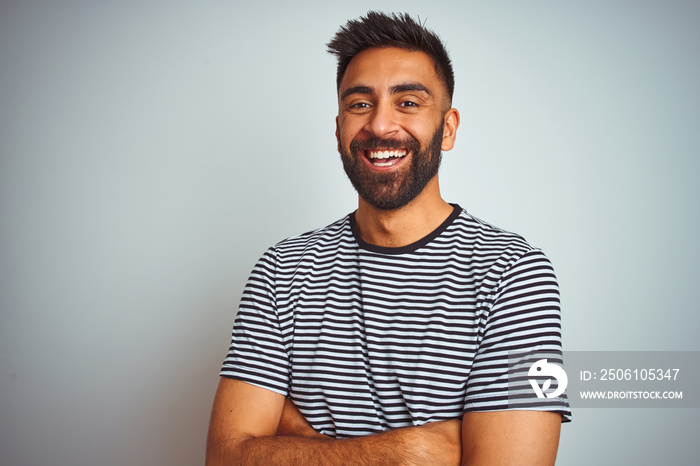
[{"left": 328, "top": 13, "right": 459, "bottom": 211}]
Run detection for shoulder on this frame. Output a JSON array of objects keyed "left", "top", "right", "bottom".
[
  {"left": 453, "top": 208, "right": 532, "bottom": 249},
  {"left": 265, "top": 214, "right": 354, "bottom": 262},
  {"left": 242, "top": 215, "right": 354, "bottom": 294},
  {"left": 449, "top": 208, "right": 544, "bottom": 260},
  {"left": 441, "top": 208, "right": 557, "bottom": 291}
]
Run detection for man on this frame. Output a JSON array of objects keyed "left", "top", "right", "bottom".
[{"left": 207, "top": 11, "right": 570, "bottom": 465}]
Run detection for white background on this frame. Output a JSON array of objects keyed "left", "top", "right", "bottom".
[{"left": 1, "top": 1, "right": 698, "bottom": 464}]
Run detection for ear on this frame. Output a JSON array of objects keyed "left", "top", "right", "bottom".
[
  {"left": 440, "top": 108, "right": 460, "bottom": 152},
  {"left": 335, "top": 116, "right": 341, "bottom": 153}
]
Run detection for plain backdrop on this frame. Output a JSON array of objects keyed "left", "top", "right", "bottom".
[{"left": 1, "top": 1, "right": 699, "bottom": 464}]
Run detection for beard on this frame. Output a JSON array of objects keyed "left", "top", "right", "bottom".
[{"left": 339, "top": 123, "right": 444, "bottom": 211}]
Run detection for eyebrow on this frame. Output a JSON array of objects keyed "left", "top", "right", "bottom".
[
  {"left": 391, "top": 83, "right": 432, "bottom": 96},
  {"left": 340, "top": 85, "right": 373, "bottom": 100},
  {"left": 340, "top": 82, "right": 433, "bottom": 101}
]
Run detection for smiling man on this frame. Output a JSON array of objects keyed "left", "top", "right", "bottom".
[
  {"left": 337, "top": 46, "right": 455, "bottom": 215},
  {"left": 207, "top": 12, "right": 570, "bottom": 465}
]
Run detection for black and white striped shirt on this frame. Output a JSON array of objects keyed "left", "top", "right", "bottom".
[{"left": 221, "top": 205, "right": 571, "bottom": 437}]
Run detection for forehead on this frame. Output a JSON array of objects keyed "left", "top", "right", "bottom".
[{"left": 339, "top": 47, "right": 443, "bottom": 97}]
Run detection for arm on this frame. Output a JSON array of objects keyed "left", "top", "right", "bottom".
[
  {"left": 460, "top": 411, "right": 561, "bottom": 466},
  {"left": 277, "top": 398, "right": 561, "bottom": 466},
  {"left": 458, "top": 249, "right": 568, "bottom": 465},
  {"left": 206, "top": 377, "right": 462, "bottom": 466}
]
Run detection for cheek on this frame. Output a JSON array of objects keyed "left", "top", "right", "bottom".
[
  {"left": 338, "top": 115, "right": 366, "bottom": 138},
  {"left": 338, "top": 127, "right": 357, "bottom": 150}
]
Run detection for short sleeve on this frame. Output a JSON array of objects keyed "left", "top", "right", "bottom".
[
  {"left": 464, "top": 249, "right": 572, "bottom": 421},
  {"left": 220, "top": 247, "right": 291, "bottom": 396}
]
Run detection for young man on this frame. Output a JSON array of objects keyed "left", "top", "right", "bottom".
[{"left": 207, "top": 12, "right": 570, "bottom": 465}]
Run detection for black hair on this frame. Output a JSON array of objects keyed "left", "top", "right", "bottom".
[{"left": 326, "top": 11, "right": 454, "bottom": 101}]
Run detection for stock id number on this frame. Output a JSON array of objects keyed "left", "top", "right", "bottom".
[{"left": 598, "top": 368, "right": 679, "bottom": 381}]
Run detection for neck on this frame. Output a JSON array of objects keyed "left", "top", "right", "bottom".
[{"left": 354, "top": 176, "right": 453, "bottom": 248}]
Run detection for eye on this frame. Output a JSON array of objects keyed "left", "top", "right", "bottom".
[
  {"left": 349, "top": 102, "right": 371, "bottom": 110},
  {"left": 399, "top": 100, "right": 419, "bottom": 108}
]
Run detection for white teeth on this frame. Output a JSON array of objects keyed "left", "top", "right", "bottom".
[{"left": 368, "top": 149, "right": 407, "bottom": 159}]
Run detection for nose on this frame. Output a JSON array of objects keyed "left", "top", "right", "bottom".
[{"left": 363, "top": 102, "right": 400, "bottom": 138}]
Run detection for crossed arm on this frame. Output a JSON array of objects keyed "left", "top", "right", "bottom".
[{"left": 206, "top": 377, "right": 561, "bottom": 465}]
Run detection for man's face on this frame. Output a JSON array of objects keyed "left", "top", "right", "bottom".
[{"left": 336, "top": 46, "right": 456, "bottom": 211}]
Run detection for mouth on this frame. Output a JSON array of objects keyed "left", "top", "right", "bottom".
[{"left": 364, "top": 148, "right": 408, "bottom": 168}]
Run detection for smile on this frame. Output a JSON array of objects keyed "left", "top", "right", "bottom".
[{"left": 365, "top": 149, "right": 408, "bottom": 167}]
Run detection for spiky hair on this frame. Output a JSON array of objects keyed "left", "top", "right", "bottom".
[{"left": 326, "top": 11, "right": 454, "bottom": 101}]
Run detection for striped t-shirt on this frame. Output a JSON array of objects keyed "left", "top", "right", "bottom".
[{"left": 221, "top": 205, "right": 571, "bottom": 437}]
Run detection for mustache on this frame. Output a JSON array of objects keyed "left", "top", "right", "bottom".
[{"left": 349, "top": 136, "right": 420, "bottom": 153}]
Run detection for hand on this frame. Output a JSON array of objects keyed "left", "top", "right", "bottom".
[{"left": 275, "top": 398, "right": 328, "bottom": 439}]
